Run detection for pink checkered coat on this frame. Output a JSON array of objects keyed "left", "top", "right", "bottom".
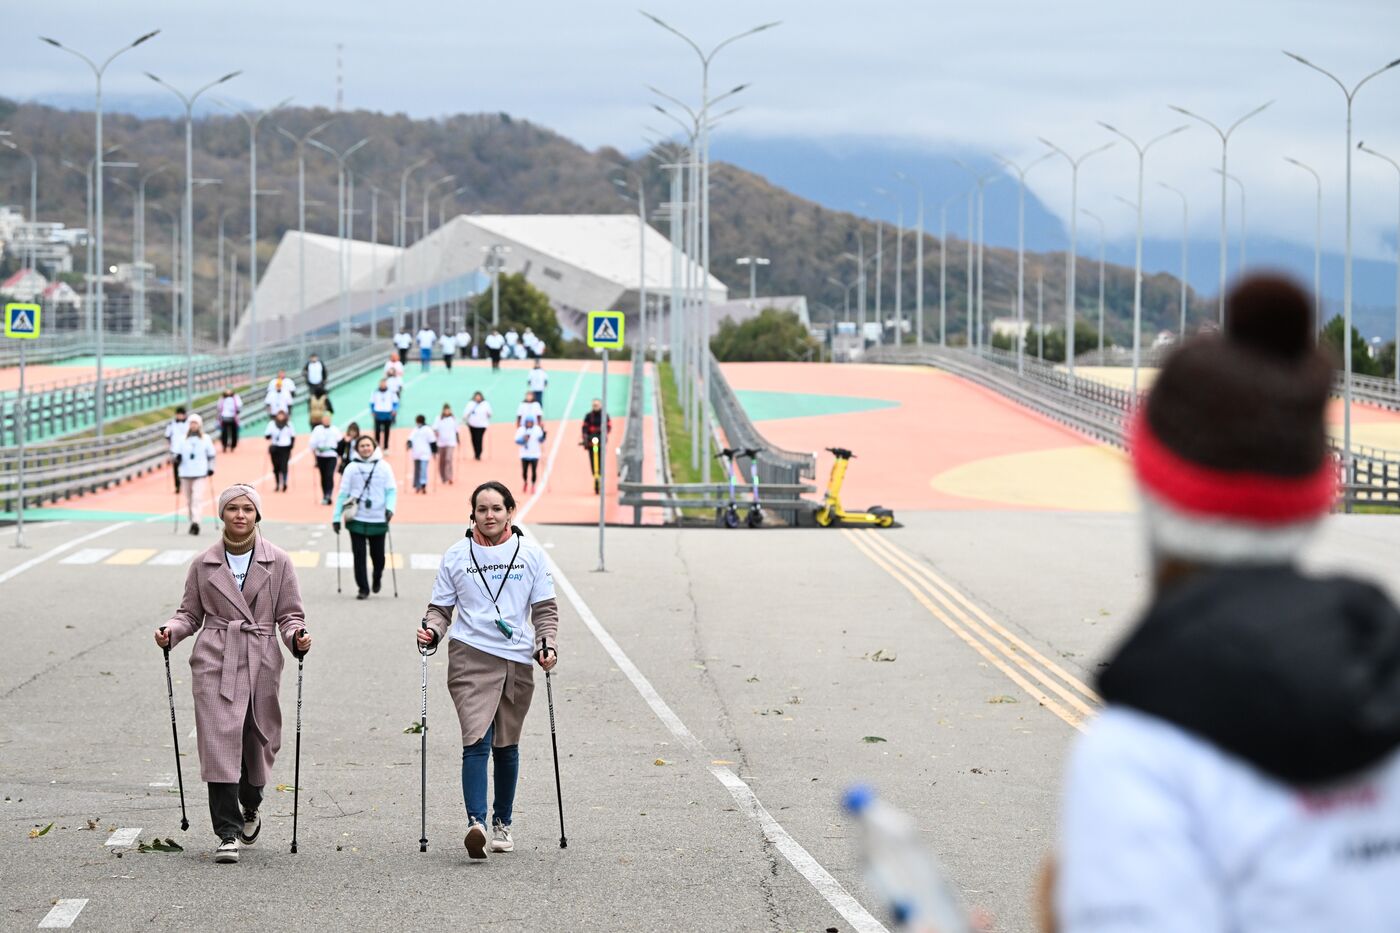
[{"left": 164, "top": 536, "right": 306, "bottom": 785}]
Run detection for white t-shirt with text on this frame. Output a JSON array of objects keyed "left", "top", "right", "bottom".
[{"left": 430, "top": 532, "right": 555, "bottom": 665}]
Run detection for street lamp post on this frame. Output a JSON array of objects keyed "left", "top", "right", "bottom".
[
  {"left": 148, "top": 70, "right": 241, "bottom": 404},
  {"left": 1157, "top": 183, "right": 1190, "bottom": 342},
  {"left": 1212, "top": 169, "right": 1247, "bottom": 273},
  {"left": 734, "top": 256, "right": 770, "bottom": 307},
  {"left": 135, "top": 165, "right": 168, "bottom": 337},
  {"left": 1040, "top": 138, "right": 1115, "bottom": 381},
  {"left": 437, "top": 185, "right": 468, "bottom": 334},
  {"left": 895, "top": 172, "right": 924, "bottom": 345},
  {"left": 1080, "top": 209, "right": 1106, "bottom": 361},
  {"left": 875, "top": 188, "right": 903, "bottom": 344},
  {"left": 1283, "top": 158, "right": 1323, "bottom": 338},
  {"left": 995, "top": 153, "right": 1054, "bottom": 373},
  {"left": 1168, "top": 101, "right": 1272, "bottom": 323},
  {"left": 60, "top": 159, "right": 94, "bottom": 334},
  {"left": 642, "top": 10, "right": 780, "bottom": 484},
  {"left": 953, "top": 161, "right": 1002, "bottom": 353},
  {"left": 277, "top": 118, "right": 335, "bottom": 359},
  {"left": 420, "top": 173, "right": 455, "bottom": 331},
  {"left": 41, "top": 29, "right": 160, "bottom": 435},
  {"left": 220, "top": 97, "right": 291, "bottom": 391},
  {"left": 309, "top": 136, "right": 371, "bottom": 354},
  {"left": 397, "top": 158, "right": 430, "bottom": 334},
  {"left": 1098, "top": 122, "right": 1187, "bottom": 396},
  {"left": 0, "top": 140, "right": 38, "bottom": 271},
  {"left": 938, "top": 191, "right": 963, "bottom": 347},
  {"left": 1359, "top": 142, "right": 1400, "bottom": 384}
]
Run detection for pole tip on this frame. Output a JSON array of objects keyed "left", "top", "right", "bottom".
[
  {"left": 180, "top": 819, "right": 189, "bottom": 831},
  {"left": 419, "top": 841, "right": 428, "bottom": 852},
  {"left": 560, "top": 838, "right": 568, "bottom": 849},
  {"left": 290, "top": 843, "right": 298, "bottom": 854}
]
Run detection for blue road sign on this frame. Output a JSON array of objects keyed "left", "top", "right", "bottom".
[
  {"left": 587, "top": 311, "right": 625, "bottom": 350},
  {"left": 4, "top": 302, "right": 41, "bottom": 339}
]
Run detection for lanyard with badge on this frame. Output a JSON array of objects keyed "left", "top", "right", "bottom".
[{"left": 467, "top": 532, "right": 522, "bottom": 640}]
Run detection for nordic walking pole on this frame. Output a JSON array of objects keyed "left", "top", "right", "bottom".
[
  {"left": 387, "top": 526, "right": 399, "bottom": 598},
  {"left": 160, "top": 627, "right": 190, "bottom": 831},
  {"left": 290, "top": 630, "right": 308, "bottom": 854},
  {"left": 418, "top": 619, "right": 431, "bottom": 852},
  {"left": 544, "top": 669, "right": 567, "bottom": 848}
]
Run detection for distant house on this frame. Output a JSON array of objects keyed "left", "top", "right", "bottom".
[
  {"left": 0, "top": 268, "right": 48, "bottom": 302},
  {"left": 1152, "top": 329, "right": 1176, "bottom": 349},
  {"left": 991, "top": 316, "right": 1031, "bottom": 338},
  {"left": 41, "top": 280, "right": 82, "bottom": 309},
  {"left": 707, "top": 295, "right": 811, "bottom": 335}
]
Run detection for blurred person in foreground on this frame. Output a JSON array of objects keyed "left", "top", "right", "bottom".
[{"left": 1051, "top": 274, "right": 1400, "bottom": 932}]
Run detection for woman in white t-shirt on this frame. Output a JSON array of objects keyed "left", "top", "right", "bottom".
[
  {"left": 439, "top": 332, "right": 458, "bottom": 371},
  {"left": 264, "top": 412, "right": 295, "bottom": 492},
  {"left": 515, "top": 391, "right": 543, "bottom": 428},
  {"left": 514, "top": 416, "right": 544, "bottom": 492},
  {"left": 416, "top": 481, "right": 558, "bottom": 859},
  {"left": 406, "top": 414, "right": 437, "bottom": 493},
  {"left": 463, "top": 392, "right": 492, "bottom": 461},
  {"left": 434, "top": 404, "right": 460, "bottom": 485},
  {"left": 176, "top": 415, "right": 217, "bottom": 535},
  {"left": 217, "top": 389, "right": 242, "bottom": 452}
]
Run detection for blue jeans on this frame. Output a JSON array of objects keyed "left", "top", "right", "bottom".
[
  {"left": 413, "top": 459, "right": 429, "bottom": 489},
  {"left": 420, "top": 347, "right": 431, "bottom": 371},
  {"left": 462, "top": 723, "right": 519, "bottom": 826}
]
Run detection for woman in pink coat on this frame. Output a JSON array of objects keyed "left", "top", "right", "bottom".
[{"left": 154, "top": 483, "right": 311, "bottom": 864}]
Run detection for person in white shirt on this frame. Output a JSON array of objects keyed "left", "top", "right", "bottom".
[
  {"left": 217, "top": 389, "right": 242, "bottom": 452},
  {"left": 309, "top": 412, "right": 343, "bottom": 505},
  {"left": 264, "top": 371, "right": 295, "bottom": 417},
  {"left": 434, "top": 403, "right": 460, "bottom": 485},
  {"left": 416, "top": 480, "right": 559, "bottom": 858},
  {"left": 332, "top": 435, "right": 398, "bottom": 600},
  {"left": 463, "top": 391, "right": 492, "bottom": 461},
  {"left": 264, "top": 411, "right": 295, "bottom": 492},
  {"left": 439, "top": 331, "right": 458, "bottom": 371},
  {"left": 514, "top": 416, "right": 544, "bottom": 491},
  {"left": 526, "top": 360, "right": 548, "bottom": 409},
  {"left": 515, "top": 391, "right": 543, "bottom": 428},
  {"left": 406, "top": 414, "right": 436, "bottom": 493},
  {"left": 416, "top": 327, "right": 437, "bottom": 373},
  {"left": 384, "top": 354, "right": 406, "bottom": 381},
  {"left": 511, "top": 341, "right": 527, "bottom": 361},
  {"left": 176, "top": 415, "right": 216, "bottom": 535},
  {"left": 455, "top": 329, "right": 471, "bottom": 360},
  {"left": 304, "top": 354, "right": 328, "bottom": 394},
  {"left": 165, "top": 406, "right": 190, "bottom": 493},
  {"left": 394, "top": 329, "right": 413, "bottom": 359},
  {"left": 485, "top": 329, "right": 505, "bottom": 371},
  {"left": 521, "top": 327, "right": 537, "bottom": 359},
  {"left": 370, "top": 379, "right": 399, "bottom": 449},
  {"left": 527, "top": 333, "right": 546, "bottom": 360}
]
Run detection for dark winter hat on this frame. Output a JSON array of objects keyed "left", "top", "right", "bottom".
[{"left": 1131, "top": 273, "right": 1336, "bottom": 562}]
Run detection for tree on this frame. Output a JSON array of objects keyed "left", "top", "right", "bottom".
[
  {"left": 711, "top": 308, "right": 818, "bottom": 362},
  {"left": 469, "top": 273, "right": 561, "bottom": 355},
  {"left": 1321, "top": 314, "right": 1383, "bottom": 376}
]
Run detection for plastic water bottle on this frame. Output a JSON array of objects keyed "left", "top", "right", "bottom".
[{"left": 843, "top": 784, "right": 972, "bottom": 933}]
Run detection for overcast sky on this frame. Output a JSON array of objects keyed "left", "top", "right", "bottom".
[{"left": 12, "top": 0, "right": 1400, "bottom": 260}]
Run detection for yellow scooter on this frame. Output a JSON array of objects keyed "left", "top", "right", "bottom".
[{"left": 814, "top": 447, "right": 894, "bottom": 528}]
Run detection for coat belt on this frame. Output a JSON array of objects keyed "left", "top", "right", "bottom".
[{"left": 206, "top": 616, "right": 271, "bottom": 701}]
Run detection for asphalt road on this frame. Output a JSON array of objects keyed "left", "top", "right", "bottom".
[{"left": 5, "top": 509, "right": 1400, "bottom": 931}]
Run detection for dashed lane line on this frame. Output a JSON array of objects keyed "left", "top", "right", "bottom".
[
  {"left": 546, "top": 552, "right": 888, "bottom": 933},
  {"left": 37, "top": 899, "right": 88, "bottom": 928},
  {"left": 58, "top": 548, "right": 115, "bottom": 565},
  {"left": 103, "top": 827, "right": 141, "bottom": 848},
  {"left": 104, "top": 548, "right": 157, "bottom": 566}
]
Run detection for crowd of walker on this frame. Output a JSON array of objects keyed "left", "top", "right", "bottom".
[{"left": 141, "top": 274, "right": 1400, "bottom": 930}]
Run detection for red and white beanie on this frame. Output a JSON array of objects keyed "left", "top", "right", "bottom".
[{"left": 1131, "top": 274, "right": 1336, "bottom": 564}]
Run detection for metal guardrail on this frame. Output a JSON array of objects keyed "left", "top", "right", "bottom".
[
  {"left": 0, "top": 334, "right": 221, "bottom": 367},
  {"left": 0, "top": 336, "right": 372, "bottom": 446},
  {"left": 618, "top": 481, "right": 817, "bottom": 526},
  {"left": 868, "top": 345, "right": 1400, "bottom": 508},
  {"left": 0, "top": 341, "right": 386, "bottom": 514},
  {"left": 707, "top": 350, "right": 816, "bottom": 486},
  {"left": 617, "top": 359, "right": 647, "bottom": 484}
]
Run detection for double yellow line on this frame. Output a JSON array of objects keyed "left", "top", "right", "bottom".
[{"left": 842, "top": 529, "right": 1100, "bottom": 731}]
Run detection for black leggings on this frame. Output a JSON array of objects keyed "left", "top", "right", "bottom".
[
  {"left": 269, "top": 446, "right": 291, "bottom": 489},
  {"left": 521, "top": 458, "right": 538, "bottom": 486},
  {"left": 350, "top": 530, "right": 386, "bottom": 595},
  {"left": 316, "top": 457, "right": 337, "bottom": 499},
  {"left": 374, "top": 417, "right": 393, "bottom": 449},
  {"left": 469, "top": 426, "right": 486, "bottom": 460},
  {"left": 442, "top": 353, "right": 454, "bottom": 371},
  {"left": 220, "top": 418, "right": 239, "bottom": 451}
]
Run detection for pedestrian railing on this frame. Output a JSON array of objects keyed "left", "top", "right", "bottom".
[
  {"left": 0, "top": 333, "right": 220, "bottom": 368},
  {"left": 617, "top": 358, "right": 647, "bottom": 484},
  {"left": 0, "top": 340, "right": 386, "bottom": 515},
  {"left": 618, "top": 481, "right": 817, "bottom": 526},
  {"left": 0, "top": 335, "right": 373, "bottom": 446},
  {"left": 867, "top": 345, "right": 1400, "bottom": 509}
]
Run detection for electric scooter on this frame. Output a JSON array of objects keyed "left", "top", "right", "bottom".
[
  {"left": 739, "top": 448, "right": 764, "bottom": 528},
  {"left": 715, "top": 448, "right": 743, "bottom": 528},
  {"left": 814, "top": 447, "right": 894, "bottom": 528},
  {"left": 587, "top": 437, "right": 602, "bottom": 494}
]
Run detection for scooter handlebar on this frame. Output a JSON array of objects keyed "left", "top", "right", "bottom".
[{"left": 826, "top": 447, "right": 856, "bottom": 459}]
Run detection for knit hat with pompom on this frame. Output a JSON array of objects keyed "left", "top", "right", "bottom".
[{"left": 1131, "top": 273, "right": 1336, "bottom": 563}]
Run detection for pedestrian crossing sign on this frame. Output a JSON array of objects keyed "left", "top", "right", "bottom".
[
  {"left": 4, "top": 303, "right": 40, "bottom": 339},
  {"left": 587, "top": 311, "right": 625, "bottom": 350}
]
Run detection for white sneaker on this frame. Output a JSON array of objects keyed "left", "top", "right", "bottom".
[
  {"left": 238, "top": 810, "right": 261, "bottom": 846},
  {"left": 464, "top": 820, "right": 488, "bottom": 860},
  {"left": 490, "top": 818, "right": 514, "bottom": 853},
  {"left": 214, "top": 838, "right": 240, "bottom": 863}
]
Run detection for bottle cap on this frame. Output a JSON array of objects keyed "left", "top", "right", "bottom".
[{"left": 842, "top": 783, "right": 876, "bottom": 815}]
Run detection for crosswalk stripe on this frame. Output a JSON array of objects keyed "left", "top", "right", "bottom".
[
  {"left": 287, "top": 550, "right": 321, "bottom": 568},
  {"left": 326, "top": 552, "right": 405, "bottom": 569},
  {"left": 105, "top": 548, "right": 157, "bottom": 566},
  {"left": 60, "top": 548, "right": 115, "bottom": 565},
  {"left": 410, "top": 553, "right": 441, "bottom": 570},
  {"left": 37, "top": 899, "right": 88, "bottom": 928},
  {"left": 147, "top": 549, "right": 198, "bottom": 566},
  {"left": 104, "top": 827, "right": 142, "bottom": 847}
]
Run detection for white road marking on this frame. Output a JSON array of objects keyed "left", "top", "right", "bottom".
[
  {"left": 0, "top": 522, "right": 135, "bottom": 586},
  {"left": 409, "top": 553, "right": 440, "bottom": 570},
  {"left": 59, "top": 548, "right": 115, "bottom": 565},
  {"left": 147, "top": 549, "right": 198, "bottom": 566},
  {"left": 104, "top": 827, "right": 142, "bottom": 848},
  {"left": 546, "top": 557, "right": 888, "bottom": 933},
  {"left": 188, "top": 727, "right": 197, "bottom": 739},
  {"left": 37, "top": 899, "right": 88, "bottom": 928},
  {"left": 0, "top": 519, "right": 68, "bottom": 538},
  {"left": 517, "top": 362, "right": 590, "bottom": 520},
  {"left": 325, "top": 553, "right": 352, "bottom": 568}
]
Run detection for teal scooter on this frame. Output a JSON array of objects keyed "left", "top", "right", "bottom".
[
  {"left": 715, "top": 448, "right": 743, "bottom": 528},
  {"left": 739, "top": 448, "right": 764, "bottom": 527}
]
